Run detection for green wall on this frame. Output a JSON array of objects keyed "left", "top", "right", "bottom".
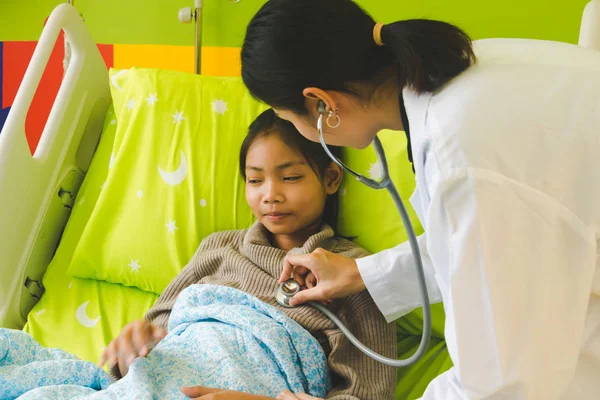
[{"left": 0, "top": 0, "right": 592, "bottom": 46}]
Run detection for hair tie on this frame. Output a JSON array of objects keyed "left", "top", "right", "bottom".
[{"left": 373, "top": 22, "right": 385, "bottom": 47}]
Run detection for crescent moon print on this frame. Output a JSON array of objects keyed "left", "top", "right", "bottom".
[
  {"left": 110, "top": 69, "right": 128, "bottom": 92},
  {"left": 75, "top": 301, "right": 101, "bottom": 328},
  {"left": 158, "top": 151, "right": 187, "bottom": 186}
]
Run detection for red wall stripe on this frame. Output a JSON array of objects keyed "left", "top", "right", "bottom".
[{"left": 2, "top": 39, "right": 114, "bottom": 153}]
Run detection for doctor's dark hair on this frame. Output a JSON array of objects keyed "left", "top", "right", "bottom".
[
  {"left": 239, "top": 109, "right": 342, "bottom": 230},
  {"left": 241, "top": 0, "right": 476, "bottom": 115}
]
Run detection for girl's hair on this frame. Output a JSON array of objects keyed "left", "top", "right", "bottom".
[
  {"left": 241, "top": 0, "right": 476, "bottom": 115},
  {"left": 240, "top": 109, "right": 342, "bottom": 229}
]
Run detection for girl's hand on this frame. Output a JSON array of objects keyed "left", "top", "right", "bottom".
[
  {"left": 98, "top": 320, "right": 166, "bottom": 377},
  {"left": 181, "top": 386, "right": 272, "bottom": 399},
  {"left": 276, "top": 390, "right": 323, "bottom": 400}
]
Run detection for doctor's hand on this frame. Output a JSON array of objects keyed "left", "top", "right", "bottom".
[
  {"left": 280, "top": 248, "right": 366, "bottom": 306},
  {"left": 98, "top": 320, "right": 166, "bottom": 377}
]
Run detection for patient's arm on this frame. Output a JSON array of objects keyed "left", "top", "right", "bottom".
[
  {"left": 322, "top": 290, "right": 397, "bottom": 400},
  {"left": 144, "top": 261, "right": 201, "bottom": 329},
  {"left": 308, "top": 241, "right": 396, "bottom": 400},
  {"left": 100, "top": 239, "right": 209, "bottom": 379},
  {"left": 144, "top": 232, "right": 228, "bottom": 328}
]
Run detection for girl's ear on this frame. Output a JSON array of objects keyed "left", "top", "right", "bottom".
[{"left": 324, "top": 162, "right": 343, "bottom": 195}]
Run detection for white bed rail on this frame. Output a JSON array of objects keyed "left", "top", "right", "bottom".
[
  {"left": 0, "top": 4, "right": 110, "bottom": 328},
  {"left": 580, "top": 0, "right": 600, "bottom": 50}
]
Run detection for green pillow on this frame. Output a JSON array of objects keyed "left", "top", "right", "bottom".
[{"left": 68, "top": 68, "right": 267, "bottom": 294}]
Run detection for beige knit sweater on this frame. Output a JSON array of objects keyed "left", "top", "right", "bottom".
[{"left": 145, "top": 222, "right": 396, "bottom": 400}]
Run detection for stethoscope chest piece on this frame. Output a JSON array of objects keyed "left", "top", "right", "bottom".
[{"left": 275, "top": 279, "right": 301, "bottom": 308}]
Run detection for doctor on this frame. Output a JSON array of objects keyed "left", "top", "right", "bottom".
[{"left": 237, "top": 0, "right": 600, "bottom": 399}]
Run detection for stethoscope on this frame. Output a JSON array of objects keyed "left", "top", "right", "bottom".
[{"left": 275, "top": 100, "right": 431, "bottom": 368}]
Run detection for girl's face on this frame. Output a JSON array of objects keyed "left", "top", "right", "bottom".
[{"left": 244, "top": 134, "right": 341, "bottom": 238}]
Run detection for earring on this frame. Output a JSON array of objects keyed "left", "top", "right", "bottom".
[{"left": 326, "top": 109, "right": 341, "bottom": 129}]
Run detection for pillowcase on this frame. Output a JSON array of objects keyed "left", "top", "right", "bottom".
[
  {"left": 68, "top": 68, "right": 267, "bottom": 294},
  {"left": 68, "top": 67, "right": 425, "bottom": 297}
]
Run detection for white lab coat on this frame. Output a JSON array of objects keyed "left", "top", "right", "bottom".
[{"left": 356, "top": 39, "right": 600, "bottom": 399}]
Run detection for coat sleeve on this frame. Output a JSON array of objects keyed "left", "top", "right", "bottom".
[{"left": 356, "top": 234, "right": 443, "bottom": 323}]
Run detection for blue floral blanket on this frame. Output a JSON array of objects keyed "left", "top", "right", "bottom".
[{"left": 0, "top": 285, "right": 330, "bottom": 399}]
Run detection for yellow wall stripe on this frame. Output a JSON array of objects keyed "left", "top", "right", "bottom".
[
  {"left": 201, "top": 46, "right": 241, "bottom": 77},
  {"left": 113, "top": 44, "right": 241, "bottom": 76}
]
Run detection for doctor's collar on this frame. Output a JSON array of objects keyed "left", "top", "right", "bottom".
[{"left": 399, "top": 94, "right": 414, "bottom": 174}]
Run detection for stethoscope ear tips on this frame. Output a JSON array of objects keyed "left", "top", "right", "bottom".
[{"left": 317, "top": 100, "right": 327, "bottom": 114}]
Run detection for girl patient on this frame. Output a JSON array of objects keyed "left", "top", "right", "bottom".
[{"left": 99, "top": 109, "right": 396, "bottom": 400}]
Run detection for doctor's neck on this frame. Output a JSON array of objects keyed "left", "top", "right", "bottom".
[
  {"left": 334, "top": 74, "right": 404, "bottom": 134},
  {"left": 364, "top": 76, "right": 405, "bottom": 132}
]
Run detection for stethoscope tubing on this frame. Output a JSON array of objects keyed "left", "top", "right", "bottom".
[{"left": 306, "top": 103, "right": 432, "bottom": 368}]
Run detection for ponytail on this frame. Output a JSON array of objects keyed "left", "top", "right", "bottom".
[
  {"left": 380, "top": 20, "right": 476, "bottom": 93},
  {"left": 242, "top": 0, "right": 476, "bottom": 114}
]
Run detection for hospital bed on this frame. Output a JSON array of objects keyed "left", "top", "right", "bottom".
[{"left": 1, "top": 2, "right": 599, "bottom": 399}]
